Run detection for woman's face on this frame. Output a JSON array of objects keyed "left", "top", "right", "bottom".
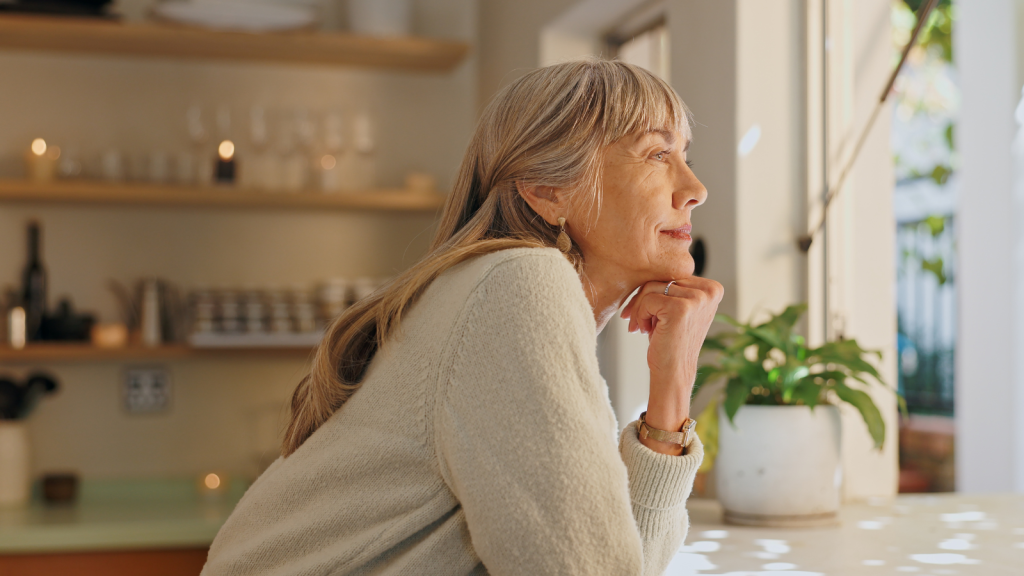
[{"left": 570, "top": 128, "right": 707, "bottom": 288}]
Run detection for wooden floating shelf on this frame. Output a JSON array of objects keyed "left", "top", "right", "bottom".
[
  {"left": 0, "top": 179, "right": 446, "bottom": 212},
  {"left": 0, "top": 343, "right": 314, "bottom": 363},
  {"left": 0, "top": 15, "right": 469, "bottom": 71}
]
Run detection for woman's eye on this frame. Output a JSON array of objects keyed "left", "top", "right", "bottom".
[{"left": 653, "top": 150, "right": 670, "bottom": 161}]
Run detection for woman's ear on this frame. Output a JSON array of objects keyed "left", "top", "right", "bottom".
[{"left": 516, "top": 181, "right": 567, "bottom": 226}]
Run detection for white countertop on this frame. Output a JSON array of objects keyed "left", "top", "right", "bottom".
[{"left": 673, "top": 494, "right": 1024, "bottom": 575}]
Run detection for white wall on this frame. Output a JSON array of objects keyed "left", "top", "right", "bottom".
[
  {"left": 829, "top": 0, "right": 900, "bottom": 500},
  {"left": 955, "top": 0, "right": 1022, "bottom": 493},
  {"left": 478, "top": 0, "right": 578, "bottom": 111},
  {"left": 734, "top": 0, "right": 805, "bottom": 322},
  {"left": 674, "top": 0, "right": 898, "bottom": 499}
]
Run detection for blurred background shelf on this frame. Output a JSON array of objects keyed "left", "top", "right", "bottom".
[
  {"left": 0, "top": 343, "right": 315, "bottom": 363},
  {"left": 0, "top": 179, "right": 446, "bottom": 212},
  {"left": 0, "top": 15, "right": 469, "bottom": 71}
]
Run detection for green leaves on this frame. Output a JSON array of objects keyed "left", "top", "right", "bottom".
[
  {"left": 697, "top": 303, "right": 893, "bottom": 450},
  {"left": 925, "top": 215, "right": 946, "bottom": 237},
  {"left": 921, "top": 257, "right": 947, "bottom": 285},
  {"left": 723, "top": 377, "right": 748, "bottom": 423},
  {"left": 807, "top": 340, "right": 882, "bottom": 382},
  {"left": 833, "top": 382, "right": 886, "bottom": 449},
  {"left": 930, "top": 164, "right": 951, "bottom": 185},
  {"left": 789, "top": 378, "right": 824, "bottom": 408}
]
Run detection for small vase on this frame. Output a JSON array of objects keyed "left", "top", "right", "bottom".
[
  {"left": 716, "top": 404, "right": 842, "bottom": 527},
  {"left": 0, "top": 421, "right": 31, "bottom": 507}
]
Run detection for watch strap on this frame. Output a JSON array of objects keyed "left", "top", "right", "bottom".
[{"left": 636, "top": 411, "right": 696, "bottom": 447}]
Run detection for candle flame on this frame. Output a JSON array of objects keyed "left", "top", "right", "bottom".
[
  {"left": 204, "top": 473, "right": 221, "bottom": 490},
  {"left": 31, "top": 138, "right": 47, "bottom": 156},
  {"left": 218, "top": 140, "right": 235, "bottom": 160}
]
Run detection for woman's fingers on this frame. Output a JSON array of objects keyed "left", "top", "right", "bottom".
[
  {"left": 633, "top": 289, "right": 705, "bottom": 335},
  {"left": 641, "top": 277, "right": 724, "bottom": 390},
  {"left": 621, "top": 278, "right": 723, "bottom": 333},
  {"left": 621, "top": 281, "right": 672, "bottom": 332}
]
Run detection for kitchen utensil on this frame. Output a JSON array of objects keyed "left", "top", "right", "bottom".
[
  {"left": 140, "top": 279, "right": 162, "bottom": 347},
  {"left": 42, "top": 473, "right": 79, "bottom": 504},
  {"left": 0, "top": 377, "right": 21, "bottom": 420},
  {"left": 0, "top": 421, "right": 30, "bottom": 506},
  {"left": 40, "top": 297, "right": 95, "bottom": 341},
  {"left": 91, "top": 322, "right": 128, "bottom": 348},
  {"left": 17, "top": 373, "right": 59, "bottom": 419}
]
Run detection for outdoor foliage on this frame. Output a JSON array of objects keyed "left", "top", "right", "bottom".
[
  {"left": 696, "top": 304, "right": 893, "bottom": 449},
  {"left": 900, "top": 0, "right": 952, "bottom": 61}
]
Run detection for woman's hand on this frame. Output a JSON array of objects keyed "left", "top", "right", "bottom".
[{"left": 620, "top": 277, "right": 724, "bottom": 455}]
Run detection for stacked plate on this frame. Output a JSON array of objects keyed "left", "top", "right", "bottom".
[{"left": 152, "top": 0, "right": 318, "bottom": 32}]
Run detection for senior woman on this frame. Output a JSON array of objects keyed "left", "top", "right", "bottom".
[{"left": 202, "top": 59, "right": 723, "bottom": 575}]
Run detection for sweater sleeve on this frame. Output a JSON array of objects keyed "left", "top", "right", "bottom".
[
  {"left": 433, "top": 250, "right": 702, "bottom": 576},
  {"left": 620, "top": 420, "right": 704, "bottom": 572}
]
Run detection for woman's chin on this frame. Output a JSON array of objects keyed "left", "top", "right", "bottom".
[{"left": 652, "top": 256, "right": 695, "bottom": 282}]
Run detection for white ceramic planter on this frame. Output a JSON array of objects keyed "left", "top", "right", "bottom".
[
  {"left": 716, "top": 404, "right": 842, "bottom": 527},
  {"left": 0, "top": 421, "right": 31, "bottom": 507}
]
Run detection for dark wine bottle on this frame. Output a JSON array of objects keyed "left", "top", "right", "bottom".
[{"left": 21, "top": 221, "right": 47, "bottom": 341}]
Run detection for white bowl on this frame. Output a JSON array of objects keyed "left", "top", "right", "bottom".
[{"left": 153, "top": 0, "right": 316, "bottom": 32}]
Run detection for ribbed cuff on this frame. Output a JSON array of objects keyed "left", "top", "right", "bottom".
[{"left": 619, "top": 420, "right": 704, "bottom": 510}]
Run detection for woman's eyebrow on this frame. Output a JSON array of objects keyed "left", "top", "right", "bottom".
[{"left": 645, "top": 129, "right": 676, "bottom": 146}]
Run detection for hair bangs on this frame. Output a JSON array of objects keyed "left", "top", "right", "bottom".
[{"left": 601, "top": 62, "right": 691, "bottom": 146}]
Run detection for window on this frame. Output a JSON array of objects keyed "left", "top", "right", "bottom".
[{"left": 607, "top": 1, "right": 669, "bottom": 81}]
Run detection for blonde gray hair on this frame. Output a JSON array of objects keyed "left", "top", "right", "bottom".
[{"left": 283, "top": 59, "right": 691, "bottom": 455}]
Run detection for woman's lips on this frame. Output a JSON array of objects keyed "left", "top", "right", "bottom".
[{"left": 660, "top": 225, "right": 692, "bottom": 241}]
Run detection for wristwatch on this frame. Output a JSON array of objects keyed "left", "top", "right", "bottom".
[{"left": 637, "top": 411, "right": 696, "bottom": 449}]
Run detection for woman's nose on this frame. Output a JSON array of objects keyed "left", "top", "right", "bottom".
[{"left": 674, "top": 169, "right": 708, "bottom": 210}]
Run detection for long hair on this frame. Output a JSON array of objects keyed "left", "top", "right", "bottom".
[{"left": 282, "top": 59, "right": 690, "bottom": 456}]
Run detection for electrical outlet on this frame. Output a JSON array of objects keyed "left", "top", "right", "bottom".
[{"left": 123, "top": 367, "right": 171, "bottom": 414}]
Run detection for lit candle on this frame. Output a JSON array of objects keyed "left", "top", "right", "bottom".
[
  {"left": 8, "top": 306, "right": 26, "bottom": 350},
  {"left": 25, "top": 138, "right": 60, "bottom": 183},
  {"left": 215, "top": 140, "right": 236, "bottom": 184},
  {"left": 320, "top": 154, "right": 340, "bottom": 192}
]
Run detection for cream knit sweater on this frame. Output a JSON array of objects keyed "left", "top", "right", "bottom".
[{"left": 202, "top": 247, "right": 703, "bottom": 576}]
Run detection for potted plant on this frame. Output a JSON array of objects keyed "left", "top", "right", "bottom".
[{"left": 694, "top": 304, "right": 893, "bottom": 527}]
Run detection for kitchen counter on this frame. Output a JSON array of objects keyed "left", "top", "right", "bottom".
[
  {"left": 4, "top": 480, "right": 1022, "bottom": 573},
  {"left": 0, "top": 478, "right": 245, "bottom": 554},
  {"left": 673, "top": 493, "right": 1024, "bottom": 575}
]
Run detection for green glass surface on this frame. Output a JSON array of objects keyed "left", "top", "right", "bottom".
[{"left": 0, "top": 478, "right": 247, "bottom": 553}]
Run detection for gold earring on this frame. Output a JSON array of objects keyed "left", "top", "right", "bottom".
[{"left": 556, "top": 217, "right": 572, "bottom": 253}]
